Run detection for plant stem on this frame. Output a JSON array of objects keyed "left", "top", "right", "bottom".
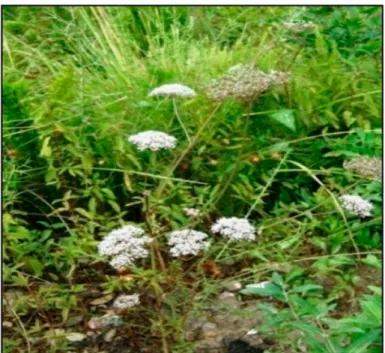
[
  {"left": 245, "top": 151, "right": 289, "bottom": 218},
  {"left": 172, "top": 97, "right": 191, "bottom": 144},
  {"left": 155, "top": 103, "right": 221, "bottom": 198},
  {"left": 213, "top": 102, "right": 252, "bottom": 206}
]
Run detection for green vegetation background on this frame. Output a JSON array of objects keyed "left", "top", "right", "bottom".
[{"left": 2, "top": 6, "right": 382, "bottom": 353}]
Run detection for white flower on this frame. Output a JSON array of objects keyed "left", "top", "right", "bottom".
[
  {"left": 211, "top": 217, "right": 255, "bottom": 241},
  {"left": 128, "top": 131, "right": 177, "bottom": 151},
  {"left": 168, "top": 229, "right": 210, "bottom": 257},
  {"left": 113, "top": 294, "right": 140, "bottom": 309},
  {"left": 183, "top": 208, "right": 202, "bottom": 218},
  {"left": 246, "top": 281, "right": 270, "bottom": 289},
  {"left": 339, "top": 195, "right": 373, "bottom": 218},
  {"left": 98, "top": 225, "right": 152, "bottom": 269},
  {"left": 148, "top": 84, "right": 196, "bottom": 98}
]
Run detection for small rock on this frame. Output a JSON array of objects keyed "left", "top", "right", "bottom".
[
  {"left": 217, "top": 291, "right": 240, "bottom": 309},
  {"left": 218, "top": 291, "right": 236, "bottom": 300},
  {"left": 225, "top": 281, "right": 242, "bottom": 292},
  {"left": 88, "top": 314, "right": 123, "bottom": 330},
  {"left": 246, "top": 329, "right": 258, "bottom": 335},
  {"left": 65, "top": 332, "right": 87, "bottom": 342},
  {"left": 103, "top": 328, "right": 116, "bottom": 342},
  {"left": 2, "top": 321, "right": 13, "bottom": 328}
]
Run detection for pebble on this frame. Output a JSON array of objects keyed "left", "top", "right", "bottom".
[
  {"left": 225, "top": 281, "right": 242, "bottom": 292},
  {"left": 103, "top": 328, "right": 116, "bottom": 342},
  {"left": 65, "top": 332, "right": 87, "bottom": 342},
  {"left": 2, "top": 321, "right": 13, "bottom": 328}
]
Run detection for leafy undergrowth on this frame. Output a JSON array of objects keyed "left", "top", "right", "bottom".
[{"left": 2, "top": 5, "right": 382, "bottom": 353}]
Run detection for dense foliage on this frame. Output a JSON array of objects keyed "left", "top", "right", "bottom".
[{"left": 3, "top": 6, "right": 382, "bottom": 353}]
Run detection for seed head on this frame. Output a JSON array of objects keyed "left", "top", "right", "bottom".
[
  {"left": 206, "top": 64, "right": 289, "bottom": 102},
  {"left": 343, "top": 156, "right": 382, "bottom": 181},
  {"left": 339, "top": 195, "right": 373, "bottom": 218}
]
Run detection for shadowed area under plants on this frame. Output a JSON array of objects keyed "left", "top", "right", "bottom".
[{"left": 3, "top": 5, "right": 382, "bottom": 353}]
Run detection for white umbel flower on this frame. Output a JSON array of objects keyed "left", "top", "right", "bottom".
[
  {"left": 168, "top": 229, "right": 210, "bottom": 257},
  {"left": 128, "top": 131, "right": 177, "bottom": 151},
  {"left": 149, "top": 83, "right": 196, "bottom": 98},
  {"left": 339, "top": 195, "right": 373, "bottom": 218},
  {"left": 98, "top": 225, "right": 152, "bottom": 269},
  {"left": 211, "top": 217, "right": 255, "bottom": 241},
  {"left": 113, "top": 294, "right": 140, "bottom": 309}
]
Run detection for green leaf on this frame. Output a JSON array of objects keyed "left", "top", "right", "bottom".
[
  {"left": 361, "top": 254, "right": 381, "bottom": 268},
  {"left": 279, "top": 235, "right": 301, "bottom": 250},
  {"left": 272, "top": 272, "right": 285, "bottom": 287},
  {"left": 343, "top": 329, "right": 381, "bottom": 353},
  {"left": 289, "top": 284, "right": 324, "bottom": 295},
  {"left": 241, "top": 282, "right": 286, "bottom": 302},
  {"left": 23, "top": 257, "right": 44, "bottom": 276},
  {"left": 40, "top": 137, "right": 52, "bottom": 158},
  {"left": 269, "top": 109, "right": 296, "bottom": 131}
]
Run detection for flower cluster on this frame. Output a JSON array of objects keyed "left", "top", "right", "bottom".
[
  {"left": 168, "top": 229, "right": 210, "bottom": 257},
  {"left": 183, "top": 207, "right": 202, "bottom": 218},
  {"left": 284, "top": 21, "right": 315, "bottom": 33},
  {"left": 113, "top": 294, "right": 140, "bottom": 309},
  {"left": 149, "top": 83, "right": 196, "bottom": 98},
  {"left": 211, "top": 217, "right": 255, "bottom": 241},
  {"left": 339, "top": 195, "right": 373, "bottom": 218},
  {"left": 98, "top": 225, "right": 152, "bottom": 269},
  {"left": 343, "top": 156, "right": 382, "bottom": 181},
  {"left": 206, "top": 64, "right": 289, "bottom": 102},
  {"left": 128, "top": 131, "right": 177, "bottom": 151}
]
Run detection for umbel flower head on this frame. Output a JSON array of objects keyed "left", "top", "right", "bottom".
[
  {"left": 284, "top": 21, "right": 315, "bottom": 33},
  {"left": 128, "top": 131, "right": 177, "bottom": 151},
  {"left": 168, "top": 229, "right": 210, "bottom": 257},
  {"left": 339, "top": 195, "right": 373, "bottom": 218},
  {"left": 343, "top": 156, "right": 382, "bottom": 181},
  {"left": 98, "top": 225, "right": 152, "bottom": 269},
  {"left": 211, "top": 217, "right": 255, "bottom": 242},
  {"left": 206, "top": 64, "right": 289, "bottom": 102},
  {"left": 113, "top": 294, "right": 140, "bottom": 309},
  {"left": 149, "top": 84, "right": 196, "bottom": 98}
]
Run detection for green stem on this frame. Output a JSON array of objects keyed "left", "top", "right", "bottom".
[{"left": 172, "top": 97, "right": 191, "bottom": 144}]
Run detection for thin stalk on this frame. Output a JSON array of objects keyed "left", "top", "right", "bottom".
[
  {"left": 287, "top": 160, "right": 360, "bottom": 259},
  {"left": 213, "top": 102, "right": 252, "bottom": 206},
  {"left": 172, "top": 97, "right": 191, "bottom": 144},
  {"left": 245, "top": 151, "right": 289, "bottom": 218},
  {"left": 155, "top": 103, "right": 221, "bottom": 198}
]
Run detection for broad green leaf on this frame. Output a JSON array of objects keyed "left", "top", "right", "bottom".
[
  {"left": 269, "top": 109, "right": 296, "bottom": 131},
  {"left": 289, "top": 284, "right": 324, "bottom": 295},
  {"left": 343, "top": 329, "right": 381, "bottom": 353},
  {"left": 241, "top": 282, "right": 286, "bottom": 302}
]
